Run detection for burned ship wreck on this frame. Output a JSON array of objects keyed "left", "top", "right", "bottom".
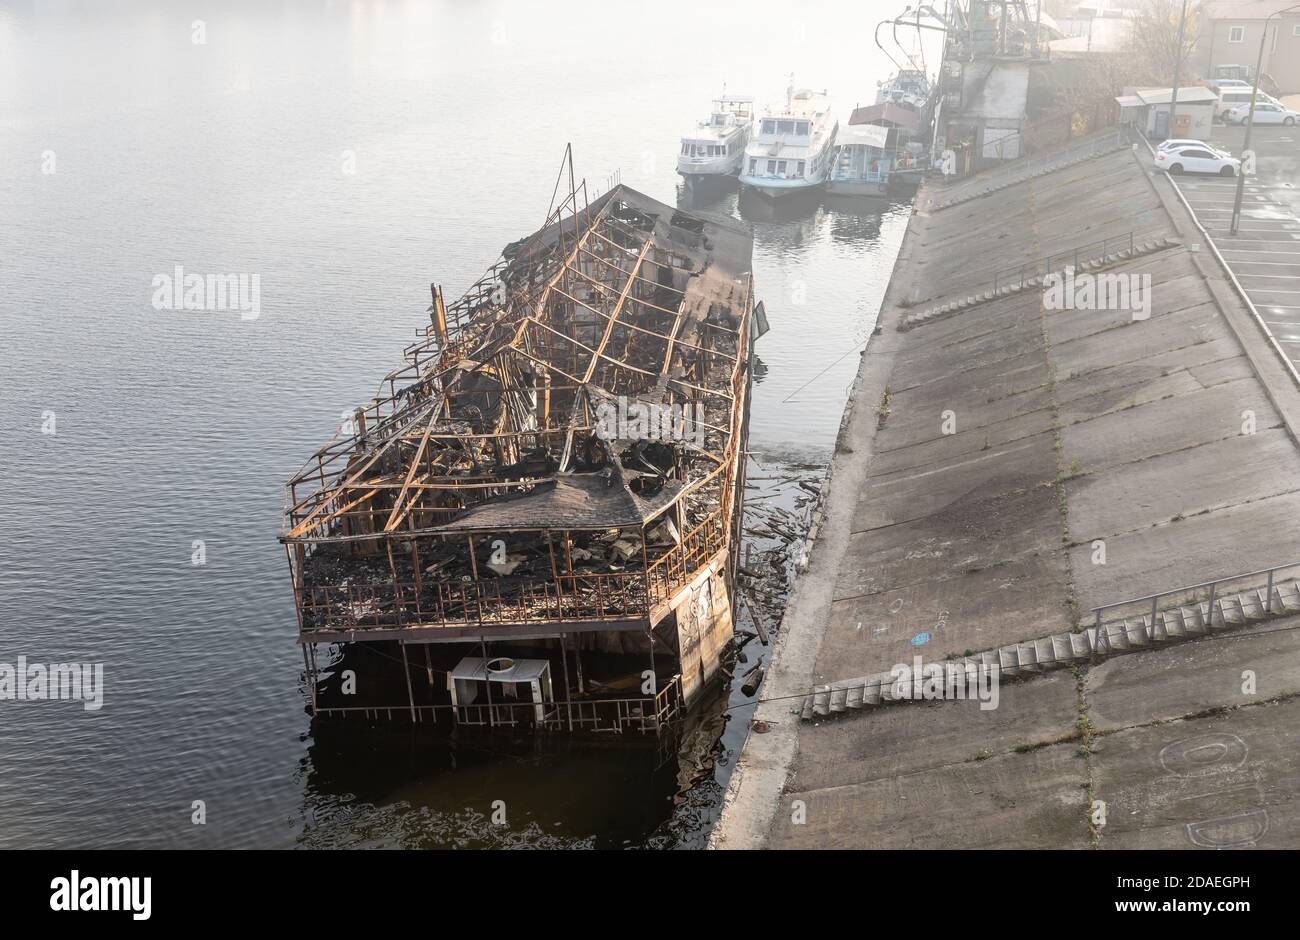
[{"left": 281, "top": 159, "right": 765, "bottom": 734}]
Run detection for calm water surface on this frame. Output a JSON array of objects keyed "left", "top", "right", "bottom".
[{"left": 0, "top": 0, "right": 925, "bottom": 848}]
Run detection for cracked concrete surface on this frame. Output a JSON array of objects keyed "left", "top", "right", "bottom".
[{"left": 713, "top": 136, "right": 1300, "bottom": 849}]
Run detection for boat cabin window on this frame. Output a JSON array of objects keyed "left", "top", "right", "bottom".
[
  {"left": 761, "top": 119, "right": 776, "bottom": 134},
  {"left": 749, "top": 158, "right": 758, "bottom": 174},
  {"left": 796, "top": 121, "right": 809, "bottom": 136},
  {"left": 796, "top": 160, "right": 805, "bottom": 175},
  {"left": 778, "top": 120, "right": 795, "bottom": 134}
]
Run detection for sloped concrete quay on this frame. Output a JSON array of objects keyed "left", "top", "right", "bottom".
[{"left": 713, "top": 133, "right": 1300, "bottom": 850}]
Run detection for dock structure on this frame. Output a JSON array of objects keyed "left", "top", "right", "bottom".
[
  {"left": 281, "top": 157, "right": 761, "bottom": 733},
  {"left": 715, "top": 127, "right": 1300, "bottom": 849}
]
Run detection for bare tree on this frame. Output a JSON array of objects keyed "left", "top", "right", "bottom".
[{"left": 1125, "top": 0, "right": 1200, "bottom": 84}]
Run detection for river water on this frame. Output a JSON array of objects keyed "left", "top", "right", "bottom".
[{"left": 0, "top": 0, "right": 924, "bottom": 848}]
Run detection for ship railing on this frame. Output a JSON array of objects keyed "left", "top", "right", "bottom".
[
  {"left": 301, "top": 571, "right": 652, "bottom": 634},
  {"left": 299, "top": 511, "right": 728, "bottom": 636},
  {"left": 454, "top": 674, "right": 683, "bottom": 733},
  {"left": 646, "top": 511, "right": 727, "bottom": 607}
]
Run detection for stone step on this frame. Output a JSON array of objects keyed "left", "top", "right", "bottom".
[
  {"left": 797, "top": 569, "right": 1300, "bottom": 722},
  {"left": 1051, "top": 634, "right": 1072, "bottom": 664},
  {"left": 1206, "top": 600, "right": 1229, "bottom": 629},
  {"left": 1279, "top": 580, "right": 1300, "bottom": 613},
  {"left": 1105, "top": 622, "right": 1128, "bottom": 651}
]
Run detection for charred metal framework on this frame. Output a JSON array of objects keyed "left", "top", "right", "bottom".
[{"left": 281, "top": 151, "right": 761, "bottom": 733}]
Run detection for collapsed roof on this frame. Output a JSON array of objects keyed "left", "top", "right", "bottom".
[{"left": 282, "top": 180, "right": 756, "bottom": 546}]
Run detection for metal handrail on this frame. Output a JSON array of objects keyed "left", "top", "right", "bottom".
[
  {"left": 992, "top": 230, "right": 1135, "bottom": 293},
  {"left": 1089, "top": 559, "right": 1300, "bottom": 636}
]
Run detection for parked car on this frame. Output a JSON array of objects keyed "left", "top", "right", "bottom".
[
  {"left": 1157, "top": 138, "right": 1231, "bottom": 156},
  {"left": 1224, "top": 101, "right": 1299, "bottom": 125},
  {"left": 1208, "top": 78, "right": 1251, "bottom": 89},
  {"left": 1215, "top": 88, "right": 1281, "bottom": 120},
  {"left": 1153, "top": 145, "right": 1241, "bottom": 176},
  {"left": 1211, "top": 64, "right": 1255, "bottom": 84}
]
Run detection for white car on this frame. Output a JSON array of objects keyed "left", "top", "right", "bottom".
[
  {"left": 1153, "top": 145, "right": 1241, "bottom": 176},
  {"left": 1216, "top": 88, "right": 1281, "bottom": 120},
  {"left": 1224, "top": 101, "right": 1299, "bottom": 125},
  {"left": 1157, "top": 138, "right": 1231, "bottom": 157}
]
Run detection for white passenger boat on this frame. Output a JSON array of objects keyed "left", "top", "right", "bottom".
[
  {"left": 739, "top": 86, "right": 838, "bottom": 198},
  {"left": 676, "top": 95, "right": 754, "bottom": 177}
]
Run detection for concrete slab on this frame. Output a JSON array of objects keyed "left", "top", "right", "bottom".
[
  {"left": 853, "top": 432, "right": 1058, "bottom": 533},
  {"left": 876, "top": 354, "right": 1050, "bottom": 452},
  {"left": 1046, "top": 271, "right": 1221, "bottom": 350},
  {"left": 1065, "top": 428, "right": 1300, "bottom": 539},
  {"left": 821, "top": 546, "right": 1073, "bottom": 679},
  {"left": 769, "top": 743, "right": 1090, "bottom": 849},
  {"left": 868, "top": 410, "right": 1057, "bottom": 481},
  {"left": 1086, "top": 616, "right": 1300, "bottom": 732},
  {"left": 789, "top": 670, "right": 1079, "bottom": 792},
  {"left": 1091, "top": 697, "right": 1300, "bottom": 849},
  {"left": 889, "top": 326, "right": 1043, "bottom": 393},
  {"left": 834, "top": 477, "right": 1063, "bottom": 600},
  {"left": 1055, "top": 337, "right": 1241, "bottom": 403},
  {"left": 1049, "top": 294, "right": 1223, "bottom": 371},
  {"left": 1059, "top": 376, "right": 1280, "bottom": 475},
  {"left": 1057, "top": 369, "right": 1210, "bottom": 430},
  {"left": 1069, "top": 490, "right": 1300, "bottom": 608}
]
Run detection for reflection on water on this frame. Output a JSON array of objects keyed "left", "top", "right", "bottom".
[{"left": 299, "top": 718, "right": 677, "bottom": 849}]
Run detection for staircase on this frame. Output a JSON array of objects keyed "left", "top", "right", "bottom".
[
  {"left": 801, "top": 575, "right": 1300, "bottom": 719},
  {"left": 898, "top": 234, "right": 1179, "bottom": 332}
]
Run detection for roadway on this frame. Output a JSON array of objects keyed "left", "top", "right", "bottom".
[{"left": 1166, "top": 123, "right": 1300, "bottom": 377}]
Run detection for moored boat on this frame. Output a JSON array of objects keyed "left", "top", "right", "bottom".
[
  {"left": 739, "top": 85, "right": 837, "bottom": 198},
  {"left": 826, "top": 123, "right": 892, "bottom": 199},
  {"left": 676, "top": 95, "right": 754, "bottom": 178}
]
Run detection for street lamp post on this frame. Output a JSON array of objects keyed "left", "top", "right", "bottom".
[
  {"left": 1168, "top": 0, "right": 1189, "bottom": 139},
  {"left": 1230, "top": 3, "right": 1300, "bottom": 235}
]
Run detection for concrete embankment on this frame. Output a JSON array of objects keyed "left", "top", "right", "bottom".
[{"left": 713, "top": 132, "right": 1300, "bottom": 849}]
